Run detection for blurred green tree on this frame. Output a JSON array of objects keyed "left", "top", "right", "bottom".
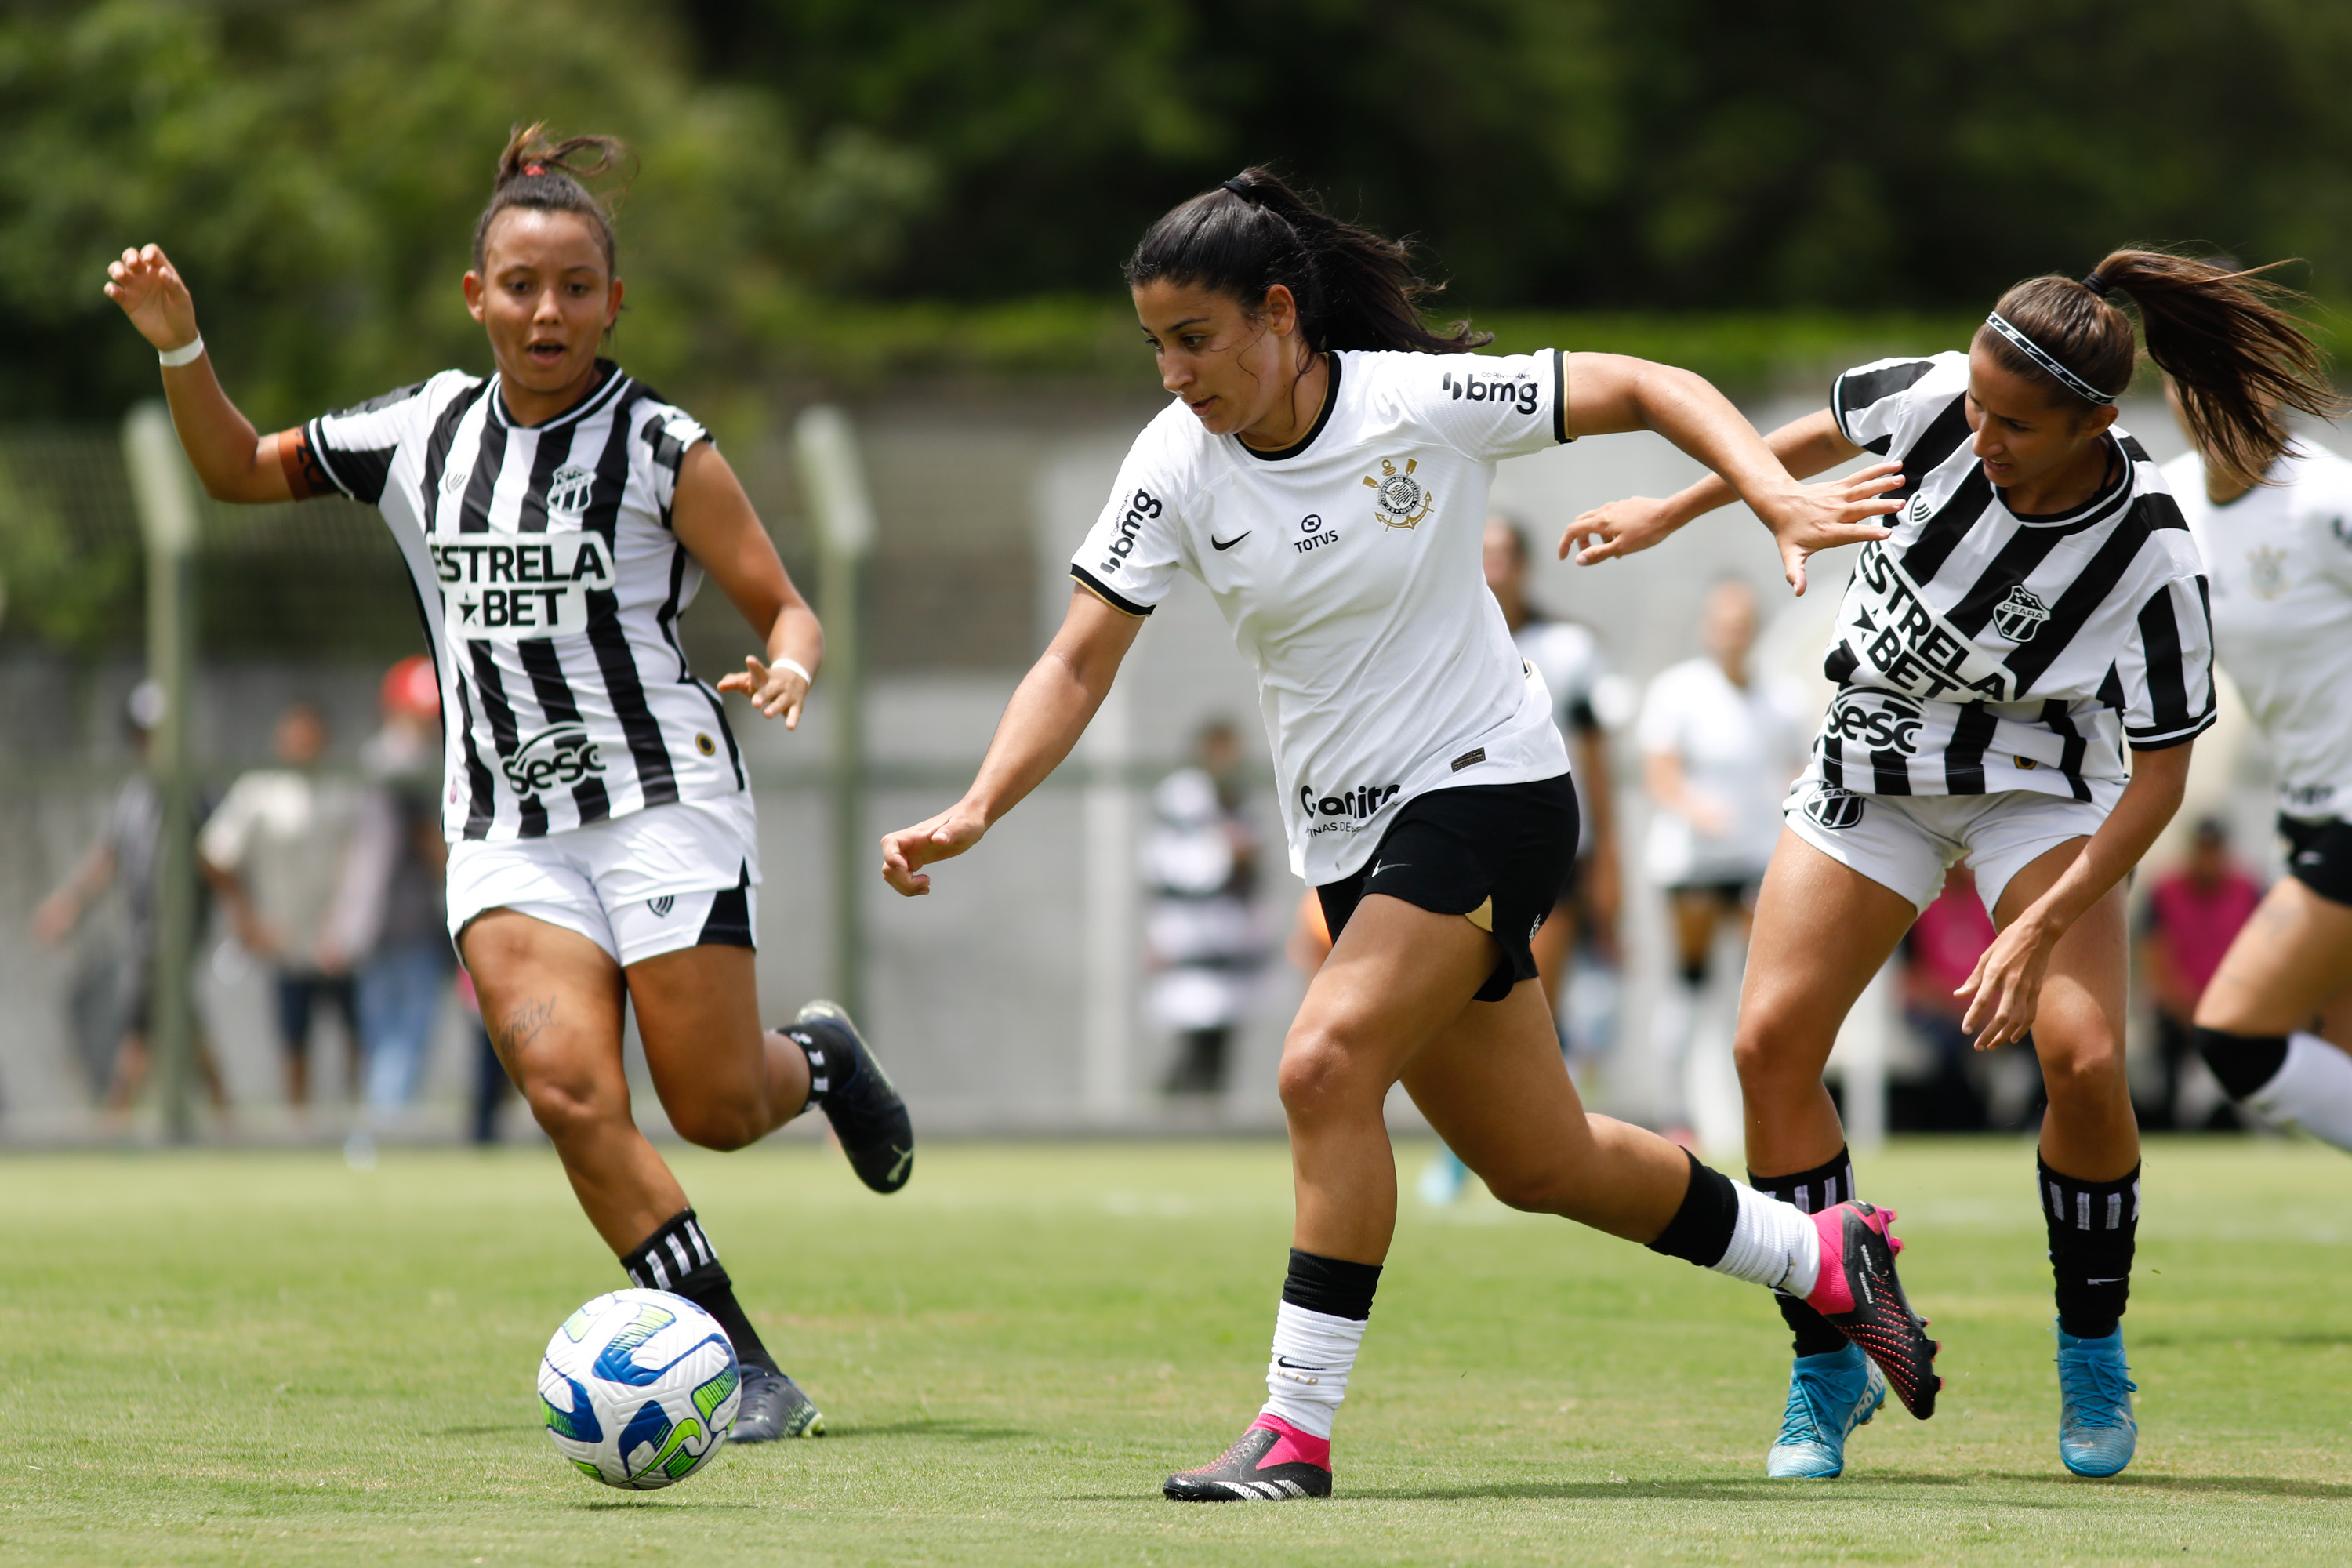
[
  {"left": 0, "top": 0, "right": 931, "bottom": 425},
  {"left": 684, "top": 0, "right": 2352, "bottom": 311}
]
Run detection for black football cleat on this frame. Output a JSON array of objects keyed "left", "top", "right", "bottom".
[
  {"left": 789, "top": 1000, "right": 914, "bottom": 1194},
  {"left": 1164, "top": 1416, "right": 1332, "bottom": 1501},
  {"left": 1801, "top": 1201, "right": 1941, "bottom": 1420},
  {"left": 728, "top": 1364, "right": 825, "bottom": 1442}
]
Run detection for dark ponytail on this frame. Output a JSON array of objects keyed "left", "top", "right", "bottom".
[
  {"left": 1974, "top": 249, "right": 2341, "bottom": 488},
  {"left": 1124, "top": 167, "right": 1489, "bottom": 356},
  {"left": 471, "top": 122, "right": 636, "bottom": 275}
]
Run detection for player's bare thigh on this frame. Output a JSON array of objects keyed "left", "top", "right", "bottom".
[
  {"left": 460, "top": 908, "right": 630, "bottom": 1102},
  {"left": 1732, "top": 829, "right": 1914, "bottom": 1169},
  {"left": 2193, "top": 876, "right": 2352, "bottom": 1036}
]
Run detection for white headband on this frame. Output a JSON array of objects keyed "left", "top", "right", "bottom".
[{"left": 1983, "top": 312, "right": 2116, "bottom": 406}]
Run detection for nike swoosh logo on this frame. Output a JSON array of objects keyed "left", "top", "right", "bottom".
[
  {"left": 1274, "top": 1357, "right": 1329, "bottom": 1370},
  {"left": 887, "top": 1145, "right": 913, "bottom": 1183},
  {"left": 2085, "top": 1277, "right": 2127, "bottom": 1285},
  {"left": 1210, "top": 532, "right": 1250, "bottom": 551},
  {"left": 1370, "top": 862, "right": 1407, "bottom": 878}
]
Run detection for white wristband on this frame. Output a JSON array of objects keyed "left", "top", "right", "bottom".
[
  {"left": 774, "top": 657, "right": 813, "bottom": 688},
  {"left": 157, "top": 336, "right": 205, "bottom": 368}
]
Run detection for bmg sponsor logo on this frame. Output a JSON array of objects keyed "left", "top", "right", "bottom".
[
  {"left": 1099, "top": 488, "right": 1162, "bottom": 575},
  {"left": 503, "top": 723, "right": 606, "bottom": 795},
  {"left": 1300, "top": 781, "right": 1401, "bottom": 835},
  {"left": 1439, "top": 369, "right": 1541, "bottom": 416},
  {"left": 1827, "top": 689, "right": 1926, "bottom": 756}
]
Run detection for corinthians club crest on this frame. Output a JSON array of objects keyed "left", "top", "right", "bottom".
[
  {"left": 1362, "top": 458, "right": 1435, "bottom": 531},
  {"left": 1991, "top": 584, "right": 2052, "bottom": 644}
]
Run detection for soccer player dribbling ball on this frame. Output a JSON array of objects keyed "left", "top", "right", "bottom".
[
  {"left": 2159, "top": 354, "right": 2352, "bottom": 1145},
  {"left": 1575, "top": 251, "right": 2339, "bottom": 1479},
  {"left": 104, "top": 125, "right": 916, "bottom": 1443},
  {"left": 880, "top": 169, "right": 1939, "bottom": 1502}
]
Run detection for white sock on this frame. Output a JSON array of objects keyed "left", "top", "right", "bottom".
[
  {"left": 1710, "top": 1182, "right": 1822, "bottom": 1298},
  {"left": 1261, "top": 1301, "right": 1367, "bottom": 1439},
  {"left": 2247, "top": 1032, "right": 2352, "bottom": 1152}
]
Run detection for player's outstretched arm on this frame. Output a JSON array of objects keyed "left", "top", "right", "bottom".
[
  {"left": 676, "top": 442, "right": 824, "bottom": 730},
  {"left": 1557, "top": 360, "right": 1897, "bottom": 595},
  {"left": 103, "top": 244, "right": 300, "bottom": 504},
  {"left": 880, "top": 586, "right": 1143, "bottom": 896}
]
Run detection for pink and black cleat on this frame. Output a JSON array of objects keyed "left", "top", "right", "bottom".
[
  {"left": 1803, "top": 1201, "right": 1941, "bottom": 1420},
  {"left": 1163, "top": 1414, "right": 1333, "bottom": 1501}
]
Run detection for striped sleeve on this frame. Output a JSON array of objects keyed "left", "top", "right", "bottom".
[
  {"left": 635, "top": 403, "right": 708, "bottom": 527},
  {"left": 1831, "top": 355, "right": 1942, "bottom": 455},
  {"left": 303, "top": 377, "right": 437, "bottom": 506},
  {"left": 2113, "top": 575, "right": 2216, "bottom": 750}
]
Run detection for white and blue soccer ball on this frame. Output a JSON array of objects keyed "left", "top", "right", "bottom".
[{"left": 539, "top": 1289, "right": 741, "bottom": 1490}]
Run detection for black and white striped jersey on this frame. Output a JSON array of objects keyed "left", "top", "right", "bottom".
[
  {"left": 304, "top": 362, "right": 746, "bottom": 841},
  {"left": 1813, "top": 350, "right": 2214, "bottom": 804}
]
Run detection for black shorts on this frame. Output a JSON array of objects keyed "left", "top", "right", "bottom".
[
  {"left": 1316, "top": 774, "right": 1580, "bottom": 1004},
  {"left": 2281, "top": 815, "right": 2352, "bottom": 907}
]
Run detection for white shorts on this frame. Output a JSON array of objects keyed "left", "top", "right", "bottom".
[
  {"left": 1782, "top": 777, "right": 2109, "bottom": 917},
  {"left": 447, "top": 794, "right": 761, "bottom": 967}
]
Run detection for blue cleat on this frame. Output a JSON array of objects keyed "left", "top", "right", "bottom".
[
  {"left": 1418, "top": 1147, "right": 1468, "bottom": 1206},
  {"left": 2055, "top": 1322, "right": 2137, "bottom": 1476},
  {"left": 1766, "top": 1342, "right": 1886, "bottom": 1479}
]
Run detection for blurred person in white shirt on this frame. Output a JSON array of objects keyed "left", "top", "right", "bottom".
[
  {"left": 1638, "top": 580, "right": 1809, "bottom": 1142},
  {"left": 1146, "top": 720, "right": 1268, "bottom": 1097},
  {"left": 201, "top": 699, "right": 365, "bottom": 1111}
]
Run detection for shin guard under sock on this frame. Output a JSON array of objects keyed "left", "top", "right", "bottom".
[
  {"left": 1748, "top": 1147, "right": 1857, "bottom": 1357},
  {"left": 2038, "top": 1159, "right": 2139, "bottom": 1340},
  {"left": 1261, "top": 1250, "right": 1379, "bottom": 1439},
  {"left": 621, "top": 1208, "right": 778, "bottom": 1373}
]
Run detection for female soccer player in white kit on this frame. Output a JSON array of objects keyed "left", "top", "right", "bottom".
[
  {"left": 881, "top": 169, "right": 1939, "bottom": 1501},
  {"left": 1575, "top": 252, "right": 2338, "bottom": 1480},
  {"left": 2161, "top": 393, "right": 2352, "bottom": 1144},
  {"left": 103, "top": 126, "right": 914, "bottom": 1443}
]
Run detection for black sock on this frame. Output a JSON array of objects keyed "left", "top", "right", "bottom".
[
  {"left": 2039, "top": 1159, "right": 2138, "bottom": 1339},
  {"left": 1282, "top": 1248, "right": 1381, "bottom": 1321},
  {"left": 621, "top": 1208, "right": 778, "bottom": 1373},
  {"left": 2194, "top": 1025, "right": 2289, "bottom": 1100},
  {"left": 785, "top": 1022, "right": 849, "bottom": 1110},
  {"left": 1646, "top": 1149, "right": 1739, "bottom": 1267},
  {"left": 1748, "top": 1147, "right": 1857, "bottom": 1358}
]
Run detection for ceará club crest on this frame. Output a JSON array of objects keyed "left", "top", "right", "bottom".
[
  {"left": 1991, "top": 584, "right": 2052, "bottom": 643},
  {"left": 1362, "top": 458, "right": 1435, "bottom": 531}
]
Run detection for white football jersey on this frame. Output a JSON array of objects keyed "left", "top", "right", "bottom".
[
  {"left": 1814, "top": 351, "right": 2214, "bottom": 806},
  {"left": 2165, "top": 441, "right": 2352, "bottom": 822},
  {"left": 1637, "top": 656, "right": 1810, "bottom": 883},
  {"left": 1515, "top": 616, "right": 1610, "bottom": 855},
  {"left": 304, "top": 363, "right": 746, "bottom": 842},
  {"left": 1073, "top": 349, "right": 1573, "bottom": 883}
]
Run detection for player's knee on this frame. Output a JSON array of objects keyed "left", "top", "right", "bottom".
[
  {"left": 521, "top": 1074, "right": 618, "bottom": 1145},
  {"left": 1483, "top": 1163, "right": 1573, "bottom": 1215},
  {"left": 1731, "top": 1007, "right": 1815, "bottom": 1093},
  {"left": 1277, "top": 1028, "right": 1374, "bottom": 1125},
  {"left": 2038, "top": 1031, "right": 2125, "bottom": 1103}
]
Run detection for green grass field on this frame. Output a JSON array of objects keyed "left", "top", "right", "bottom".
[{"left": 2, "top": 1137, "right": 2348, "bottom": 1566}]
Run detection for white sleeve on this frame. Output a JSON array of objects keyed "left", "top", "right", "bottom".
[
  {"left": 2305, "top": 461, "right": 2352, "bottom": 593},
  {"left": 1395, "top": 350, "right": 1568, "bottom": 461},
  {"left": 197, "top": 777, "right": 258, "bottom": 869},
  {"left": 1636, "top": 670, "right": 1686, "bottom": 757},
  {"left": 1831, "top": 353, "right": 1959, "bottom": 456},
  {"left": 1070, "top": 426, "right": 1189, "bottom": 616}
]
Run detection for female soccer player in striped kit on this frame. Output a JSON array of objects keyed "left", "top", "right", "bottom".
[
  {"left": 103, "top": 125, "right": 914, "bottom": 1443},
  {"left": 881, "top": 169, "right": 1940, "bottom": 1502},
  {"left": 2160, "top": 376, "right": 2352, "bottom": 1145},
  {"left": 1576, "top": 252, "right": 2337, "bottom": 1479}
]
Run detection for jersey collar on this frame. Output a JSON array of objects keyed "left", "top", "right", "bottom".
[
  {"left": 487, "top": 358, "right": 630, "bottom": 433},
  {"left": 1233, "top": 353, "right": 1342, "bottom": 463}
]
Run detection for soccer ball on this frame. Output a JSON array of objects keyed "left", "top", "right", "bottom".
[{"left": 539, "top": 1289, "right": 741, "bottom": 1489}]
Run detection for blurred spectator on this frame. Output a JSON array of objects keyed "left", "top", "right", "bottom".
[
  {"left": 2138, "top": 818, "right": 2265, "bottom": 1129},
  {"left": 34, "top": 681, "right": 231, "bottom": 1125},
  {"left": 200, "top": 699, "right": 365, "bottom": 1112},
  {"left": 321, "top": 656, "right": 451, "bottom": 1116},
  {"left": 1894, "top": 864, "right": 2000, "bottom": 1131},
  {"left": 459, "top": 968, "right": 511, "bottom": 1145},
  {"left": 1145, "top": 720, "right": 1266, "bottom": 1097},
  {"left": 1638, "top": 579, "right": 1809, "bottom": 1142}
]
